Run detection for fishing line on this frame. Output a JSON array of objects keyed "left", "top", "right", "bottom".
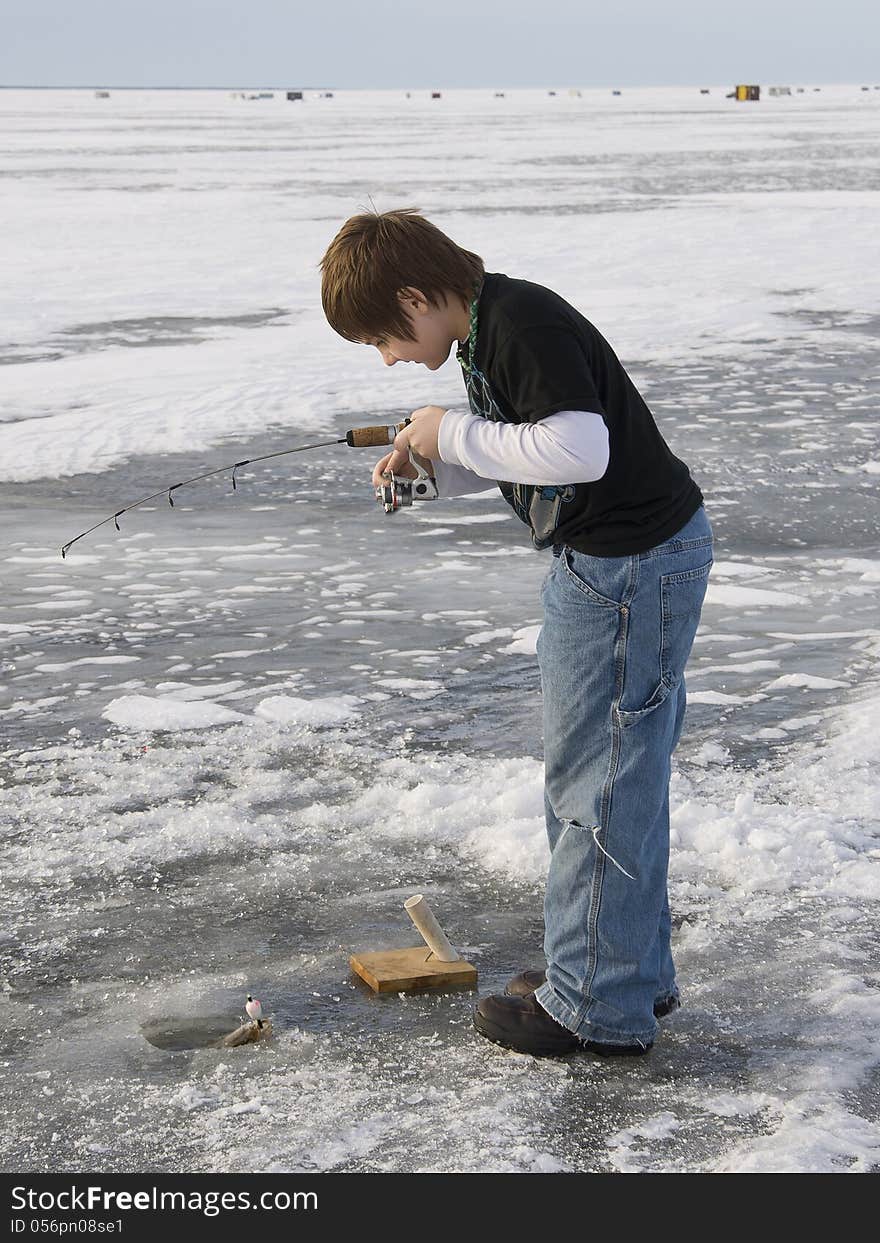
[{"left": 59, "top": 421, "right": 422, "bottom": 559}]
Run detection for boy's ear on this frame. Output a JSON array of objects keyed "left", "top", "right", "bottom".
[{"left": 397, "top": 286, "right": 428, "bottom": 311}]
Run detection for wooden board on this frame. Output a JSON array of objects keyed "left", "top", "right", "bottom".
[{"left": 350, "top": 946, "right": 478, "bottom": 993}]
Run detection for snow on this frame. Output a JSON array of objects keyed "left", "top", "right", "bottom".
[
  {"left": 34, "top": 656, "right": 141, "bottom": 672},
  {"left": 3, "top": 86, "right": 880, "bottom": 486},
  {"left": 102, "top": 694, "right": 244, "bottom": 730},
  {"left": 704, "top": 583, "right": 809, "bottom": 607},
  {"left": 503, "top": 625, "right": 542, "bottom": 655},
  {"left": 764, "top": 674, "right": 851, "bottom": 690},
  {"left": 253, "top": 695, "right": 362, "bottom": 727},
  {"left": 687, "top": 690, "right": 754, "bottom": 705}
]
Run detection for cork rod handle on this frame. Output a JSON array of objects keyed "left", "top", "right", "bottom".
[{"left": 346, "top": 421, "right": 409, "bottom": 448}]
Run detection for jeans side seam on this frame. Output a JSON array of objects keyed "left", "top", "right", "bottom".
[
  {"left": 577, "top": 556, "right": 638, "bottom": 1029},
  {"left": 575, "top": 836, "right": 604, "bottom": 1027}
]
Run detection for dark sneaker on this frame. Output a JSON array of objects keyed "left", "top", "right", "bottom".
[
  {"left": 504, "top": 968, "right": 681, "bottom": 1018},
  {"left": 474, "top": 992, "right": 580, "bottom": 1056},
  {"left": 473, "top": 992, "right": 653, "bottom": 1058}
]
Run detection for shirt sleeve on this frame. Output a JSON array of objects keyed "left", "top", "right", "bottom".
[
  {"left": 432, "top": 457, "right": 499, "bottom": 497},
  {"left": 438, "top": 408, "right": 609, "bottom": 485},
  {"left": 492, "top": 324, "right": 605, "bottom": 423}
]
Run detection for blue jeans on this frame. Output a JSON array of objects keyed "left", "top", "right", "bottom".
[{"left": 533, "top": 505, "right": 714, "bottom": 1047}]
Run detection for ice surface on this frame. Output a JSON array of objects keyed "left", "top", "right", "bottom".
[{"left": 0, "top": 84, "right": 878, "bottom": 1175}]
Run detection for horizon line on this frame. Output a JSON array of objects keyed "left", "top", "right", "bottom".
[{"left": 2, "top": 80, "right": 874, "bottom": 92}]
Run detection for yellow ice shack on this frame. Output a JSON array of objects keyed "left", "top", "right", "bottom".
[{"left": 735, "top": 84, "right": 760, "bottom": 101}]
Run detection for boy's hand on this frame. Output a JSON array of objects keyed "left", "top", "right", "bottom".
[
  {"left": 393, "top": 405, "right": 446, "bottom": 463},
  {"left": 372, "top": 450, "right": 418, "bottom": 488}
]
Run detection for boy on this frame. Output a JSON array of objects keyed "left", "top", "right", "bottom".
[{"left": 321, "top": 209, "right": 713, "bottom": 1057}]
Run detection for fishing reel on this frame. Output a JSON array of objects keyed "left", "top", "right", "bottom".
[{"left": 376, "top": 449, "right": 438, "bottom": 513}]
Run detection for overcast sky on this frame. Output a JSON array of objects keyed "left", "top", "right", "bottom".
[{"left": 2, "top": 0, "right": 878, "bottom": 88}]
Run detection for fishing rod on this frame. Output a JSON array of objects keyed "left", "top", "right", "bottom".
[{"left": 60, "top": 419, "right": 437, "bottom": 559}]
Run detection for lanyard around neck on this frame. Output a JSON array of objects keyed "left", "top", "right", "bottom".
[{"left": 456, "top": 283, "right": 482, "bottom": 378}]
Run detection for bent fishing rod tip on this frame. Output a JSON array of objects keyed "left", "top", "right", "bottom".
[{"left": 58, "top": 422, "right": 407, "bottom": 558}]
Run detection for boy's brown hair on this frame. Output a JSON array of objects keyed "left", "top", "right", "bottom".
[{"left": 320, "top": 208, "right": 484, "bottom": 343}]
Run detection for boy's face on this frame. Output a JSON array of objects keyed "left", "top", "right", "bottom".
[{"left": 366, "top": 288, "right": 468, "bottom": 371}]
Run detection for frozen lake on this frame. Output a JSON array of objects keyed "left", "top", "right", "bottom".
[{"left": 1, "top": 85, "right": 879, "bottom": 1173}]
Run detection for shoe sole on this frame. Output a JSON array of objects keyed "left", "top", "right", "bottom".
[{"left": 581, "top": 1040, "right": 653, "bottom": 1057}]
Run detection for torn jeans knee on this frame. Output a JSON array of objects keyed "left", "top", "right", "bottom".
[{"left": 559, "top": 817, "right": 636, "bottom": 881}]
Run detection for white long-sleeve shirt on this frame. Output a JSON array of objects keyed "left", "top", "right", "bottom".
[{"left": 432, "top": 408, "right": 609, "bottom": 497}]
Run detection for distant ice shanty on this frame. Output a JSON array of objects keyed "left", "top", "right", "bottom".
[
  {"left": 768, "top": 86, "right": 792, "bottom": 96},
  {"left": 734, "top": 84, "right": 761, "bottom": 101},
  {"left": 287, "top": 90, "right": 303, "bottom": 101}
]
